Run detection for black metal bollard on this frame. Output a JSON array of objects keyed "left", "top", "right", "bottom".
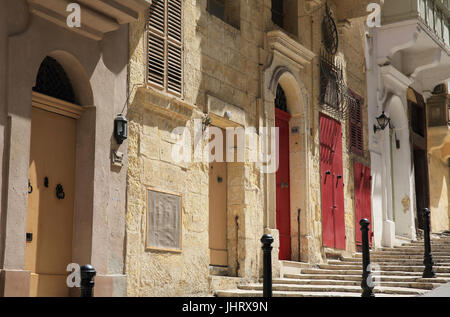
[
  {"left": 422, "top": 208, "right": 436, "bottom": 278},
  {"left": 360, "top": 219, "right": 375, "bottom": 297},
  {"left": 80, "top": 264, "right": 96, "bottom": 297},
  {"left": 261, "top": 234, "right": 274, "bottom": 298}
]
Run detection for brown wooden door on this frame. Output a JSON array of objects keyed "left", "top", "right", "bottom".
[
  {"left": 413, "top": 149, "right": 430, "bottom": 230},
  {"left": 209, "top": 129, "right": 228, "bottom": 267},
  {"left": 26, "top": 107, "right": 76, "bottom": 297}
]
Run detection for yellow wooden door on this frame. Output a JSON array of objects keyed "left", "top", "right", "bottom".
[
  {"left": 209, "top": 129, "right": 228, "bottom": 267},
  {"left": 25, "top": 107, "right": 76, "bottom": 297}
]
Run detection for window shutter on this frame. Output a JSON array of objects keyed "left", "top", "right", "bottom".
[
  {"left": 148, "top": 0, "right": 183, "bottom": 96},
  {"left": 167, "top": 0, "right": 182, "bottom": 95},
  {"left": 350, "top": 94, "right": 363, "bottom": 154}
]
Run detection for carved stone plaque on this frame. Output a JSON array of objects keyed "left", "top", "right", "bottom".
[{"left": 146, "top": 189, "right": 182, "bottom": 252}]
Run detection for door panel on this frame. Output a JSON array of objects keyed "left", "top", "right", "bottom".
[
  {"left": 26, "top": 107, "right": 76, "bottom": 297},
  {"left": 320, "top": 114, "right": 346, "bottom": 250},
  {"left": 354, "top": 162, "right": 372, "bottom": 247},
  {"left": 209, "top": 129, "right": 228, "bottom": 266},
  {"left": 413, "top": 149, "right": 430, "bottom": 230},
  {"left": 275, "top": 108, "right": 291, "bottom": 260}
]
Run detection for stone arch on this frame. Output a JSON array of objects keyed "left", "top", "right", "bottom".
[
  {"left": 268, "top": 66, "right": 308, "bottom": 117},
  {"left": 32, "top": 50, "right": 94, "bottom": 106}
]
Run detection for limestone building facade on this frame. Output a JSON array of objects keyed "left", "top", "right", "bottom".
[
  {"left": 0, "top": 0, "right": 151, "bottom": 297},
  {"left": 366, "top": 0, "right": 449, "bottom": 248},
  {"left": 126, "top": 0, "right": 378, "bottom": 296}
]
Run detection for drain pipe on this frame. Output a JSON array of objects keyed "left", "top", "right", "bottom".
[
  {"left": 235, "top": 215, "right": 240, "bottom": 276},
  {"left": 297, "top": 208, "right": 301, "bottom": 262}
]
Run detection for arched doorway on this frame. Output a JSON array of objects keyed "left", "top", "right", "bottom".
[
  {"left": 268, "top": 68, "right": 309, "bottom": 263},
  {"left": 25, "top": 56, "right": 82, "bottom": 297}
]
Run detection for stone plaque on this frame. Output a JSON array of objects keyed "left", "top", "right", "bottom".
[{"left": 146, "top": 189, "right": 182, "bottom": 252}]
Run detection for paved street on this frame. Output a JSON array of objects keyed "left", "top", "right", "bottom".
[{"left": 423, "top": 282, "right": 450, "bottom": 297}]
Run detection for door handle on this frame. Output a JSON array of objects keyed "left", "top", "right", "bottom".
[
  {"left": 56, "top": 184, "right": 65, "bottom": 200},
  {"left": 325, "top": 171, "right": 331, "bottom": 175},
  {"left": 28, "top": 179, "right": 33, "bottom": 194},
  {"left": 26, "top": 233, "right": 33, "bottom": 242}
]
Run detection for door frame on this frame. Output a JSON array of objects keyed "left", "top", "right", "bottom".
[{"left": 206, "top": 117, "right": 245, "bottom": 277}]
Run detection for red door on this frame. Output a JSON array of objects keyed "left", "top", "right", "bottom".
[
  {"left": 320, "top": 114, "right": 346, "bottom": 250},
  {"left": 354, "top": 162, "right": 373, "bottom": 248},
  {"left": 276, "top": 108, "right": 291, "bottom": 260}
]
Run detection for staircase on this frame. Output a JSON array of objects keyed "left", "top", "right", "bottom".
[{"left": 216, "top": 232, "right": 450, "bottom": 297}]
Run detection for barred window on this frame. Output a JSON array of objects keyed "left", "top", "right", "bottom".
[
  {"left": 271, "top": 0, "right": 284, "bottom": 28},
  {"left": 33, "top": 56, "right": 76, "bottom": 104},
  {"left": 207, "top": 0, "right": 240, "bottom": 29},
  {"left": 148, "top": 0, "right": 183, "bottom": 96}
]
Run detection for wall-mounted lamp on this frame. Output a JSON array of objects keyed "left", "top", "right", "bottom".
[
  {"left": 373, "top": 111, "right": 390, "bottom": 133},
  {"left": 114, "top": 114, "right": 128, "bottom": 144}
]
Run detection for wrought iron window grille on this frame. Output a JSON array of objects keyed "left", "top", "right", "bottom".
[
  {"left": 319, "top": 51, "right": 359, "bottom": 121},
  {"left": 32, "top": 56, "right": 76, "bottom": 104},
  {"left": 275, "top": 84, "right": 288, "bottom": 112},
  {"left": 322, "top": 4, "right": 338, "bottom": 55}
]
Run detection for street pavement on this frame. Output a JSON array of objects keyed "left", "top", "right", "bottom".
[{"left": 422, "top": 282, "right": 450, "bottom": 297}]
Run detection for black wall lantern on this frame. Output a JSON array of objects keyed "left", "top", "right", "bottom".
[
  {"left": 373, "top": 111, "right": 391, "bottom": 133},
  {"left": 114, "top": 114, "right": 128, "bottom": 144}
]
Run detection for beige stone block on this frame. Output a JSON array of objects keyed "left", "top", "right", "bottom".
[{"left": 140, "top": 134, "right": 160, "bottom": 160}]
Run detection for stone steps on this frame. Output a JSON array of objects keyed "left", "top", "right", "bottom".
[
  {"left": 214, "top": 235, "right": 450, "bottom": 297},
  {"left": 384, "top": 246, "right": 450, "bottom": 251},
  {"left": 340, "top": 256, "right": 450, "bottom": 262},
  {"left": 271, "top": 278, "right": 441, "bottom": 290},
  {"left": 216, "top": 289, "right": 408, "bottom": 297},
  {"left": 238, "top": 283, "right": 427, "bottom": 296},
  {"left": 283, "top": 273, "right": 450, "bottom": 284},
  {"left": 319, "top": 264, "right": 450, "bottom": 273},
  {"left": 329, "top": 260, "right": 450, "bottom": 267},
  {"left": 355, "top": 251, "right": 450, "bottom": 256},
  {"left": 300, "top": 268, "right": 450, "bottom": 277}
]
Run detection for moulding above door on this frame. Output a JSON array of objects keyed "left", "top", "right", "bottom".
[
  {"left": 267, "top": 30, "right": 315, "bottom": 69},
  {"left": 31, "top": 91, "right": 84, "bottom": 119}
]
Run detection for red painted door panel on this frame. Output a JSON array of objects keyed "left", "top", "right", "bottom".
[
  {"left": 354, "top": 162, "right": 372, "bottom": 247},
  {"left": 276, "top": 108, "right": 291, "bottom": 260},
  {"left": 320, "top": 114, "right": 346, "bottom": 250}
]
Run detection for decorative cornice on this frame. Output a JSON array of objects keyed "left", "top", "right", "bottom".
[
  {"left": 27, "top": 0, "right": 151, "bottom": 41},
  {"left": 267, "top": 30, "right": 315, "bottom": 68},
  {"left": 380, "top": 65, "right": 413, "bottom": 97}
]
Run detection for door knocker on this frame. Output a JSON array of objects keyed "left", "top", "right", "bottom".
[
  {"left": 56, "top": 184, "right": 65, "bottom": 200},
  {"left": 28, "top": 179, "right": 33, "bottom": 194}
]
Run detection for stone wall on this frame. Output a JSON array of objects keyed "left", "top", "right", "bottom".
[
  {"left": 428, "top": 154, "right": 450, "bottom": 233},
  {"left": 126, "top": 0, "right": 371, "bottom": 296}
]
